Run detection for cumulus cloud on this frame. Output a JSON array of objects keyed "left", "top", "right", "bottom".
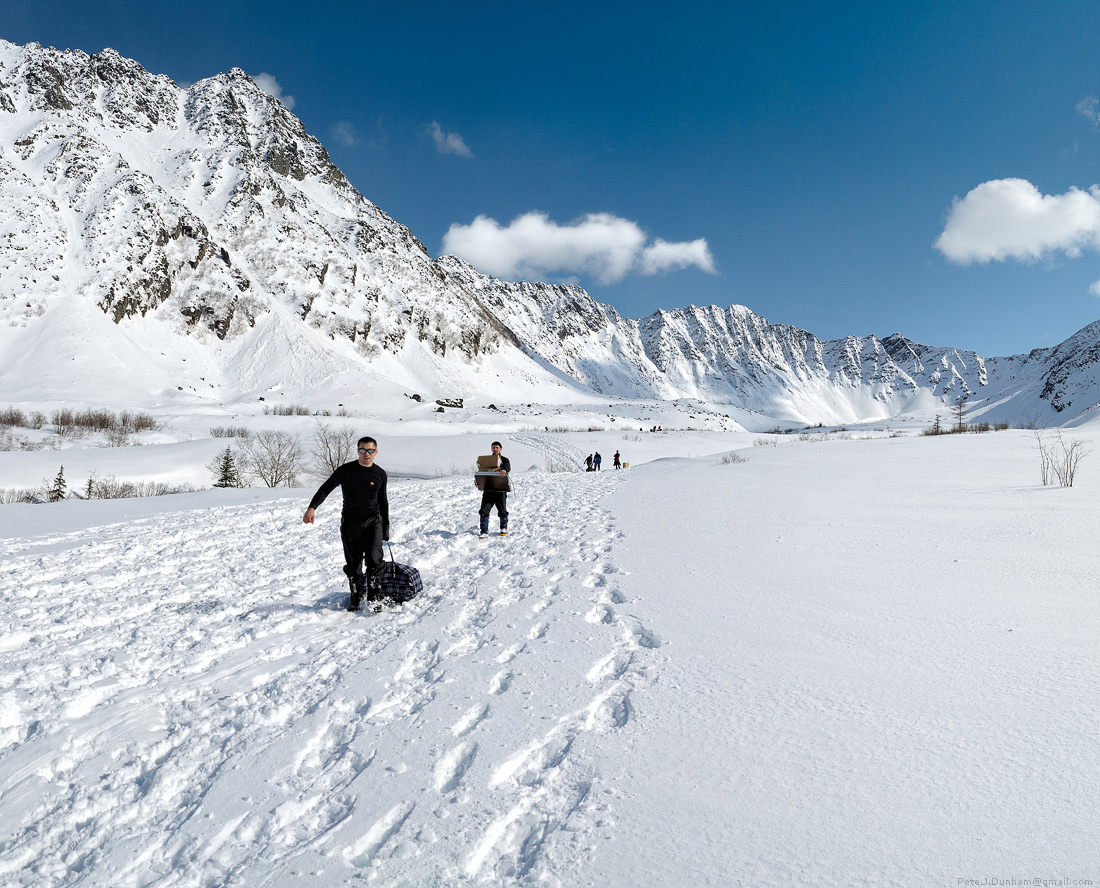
[
  {"left": 254, "top": 72, "right": 295, "bottom": 110},
  {"left": 441, "top": 211, "right": 717, "bottom": 285},
  {"left": 934, "top": 178, "right": 1100, "bottom": 264},
  {"left": 640, "top": 238, "right": 717, "bottom": 276},
  {"left": 428, "top": 121, "right": 473, "bottom": 158}
]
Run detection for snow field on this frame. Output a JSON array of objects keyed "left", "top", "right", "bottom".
[
  {"left": 594, "top": 431, "right": 1100, "bottom": 886},
  {"left": 0, "top": 463, "right": 658, "bottom": 886}
]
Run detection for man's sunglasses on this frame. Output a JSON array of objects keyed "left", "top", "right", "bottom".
[{"left": 358, "top": 448, "right": 377, "bottom": 455}]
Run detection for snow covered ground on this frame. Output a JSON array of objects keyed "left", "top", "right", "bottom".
[{"left": 2, "top": 427, "right": 1099, "bottom": 886}]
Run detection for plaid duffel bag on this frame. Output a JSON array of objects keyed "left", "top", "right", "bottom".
[{"left": 378, "top": 543, "right": 423, "bottom": 603}]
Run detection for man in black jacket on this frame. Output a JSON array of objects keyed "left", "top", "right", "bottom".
[
  {"left": 478, "top": 440, "right": 510, "bottom": 538},
  {"left": 303, "top": 436, "right": 389, "bottom": 611}
]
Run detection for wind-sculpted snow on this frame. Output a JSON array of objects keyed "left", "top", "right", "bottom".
[{"left": 0, "top": 466, "right": 659, "bottom": 886}]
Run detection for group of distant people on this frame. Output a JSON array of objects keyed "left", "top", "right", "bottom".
[{"left": 584, "top": 450, "right": 622, "bottom": 471}]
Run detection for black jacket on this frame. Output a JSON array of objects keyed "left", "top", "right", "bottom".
[{"left": 309, "top": 461, "right": 389, "bottom": 525}]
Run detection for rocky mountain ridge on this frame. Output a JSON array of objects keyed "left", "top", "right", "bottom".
[{"left": 1, "top": 38, "right": 1099, "bottom": 426}]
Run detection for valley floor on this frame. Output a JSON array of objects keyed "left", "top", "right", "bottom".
[{"left": 1, "top": 431, "right": 1098, "bottom": 886}]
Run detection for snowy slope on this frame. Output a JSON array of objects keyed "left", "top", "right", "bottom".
[
  {"left": 4, "top": 38, "right": 1100, "bottom": 426},
  {"left": 3, "top": 431, "right": 1099, "bottom": 885}
]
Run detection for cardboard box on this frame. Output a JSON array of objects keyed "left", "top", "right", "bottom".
[
  {"left": 474, "top": 471, "right": 511, "bottom": 492},
  {"left": 476, "top": 454, "right": 501, "bottom": 471}
]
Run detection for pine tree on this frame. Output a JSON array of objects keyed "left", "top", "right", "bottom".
[
  {"left": 49, "top": 465, "right": 67, "bottom": 502},
  {"left": 211, "top": 446, "right": 241, "bottom": 488}
]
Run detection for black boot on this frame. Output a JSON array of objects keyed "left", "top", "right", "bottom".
[
  {"left": 366, "top": 571, "right": 383, "bottom": 612},
  {"left": 347, "top": 574, "right": 366, "bottom": 611}
]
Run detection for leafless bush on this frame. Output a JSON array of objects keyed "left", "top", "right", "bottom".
[
  {"left": 1033, "top": 430, "right": 1090, "bottom": 487},
  {"left": 210, "top": 426, "right": 252, "bottom": 438},
  {"left": 719, "top": 452, "right": 748, "bottom": 465},
  {"left": 0, "top": 406, "right": 27, "bottom": 427},
  {"left": 544, "top": 454, "right": 579, "bottom": 473},
  {"left": 237, "top": 430, "right": 306, "bottom": 487},
  {"left": 100, "top": 427, "right": 134, "bottom": 447},
  {"left": 0, "top": 428, "right": 59, "bottom": 451},
  {"left": 754, "top": 436, "right": 778, "bottom": 447},
  {"left": 432, "top": 463, "right": 466, "bottom": 478},
  {"left": 263, "top": 404, "right": 311, "bottom": 416},
  {"left": 994, "top": 422, "right": 1010, "bottom": 431},
  {"left": 82, "top": 474, "right": 200, "bottom": 499},
  {"left": 310, "top": 421, "right": 358, "bottom": 477},
  {"left": 50, "top": 406, "right": 159, "bottom": 436},
  {"left": 0, "top": 486, "right": 42, "bottom": 504},
  {"left": 29, "top": 411, "right": 45, "bottom": 430}
]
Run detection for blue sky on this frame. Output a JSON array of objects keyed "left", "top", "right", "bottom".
[{"left": 7, "top": 0, "right": 1100, "bottom": 355}]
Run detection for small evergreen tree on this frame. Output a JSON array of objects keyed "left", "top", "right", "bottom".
[
  {"left": 49, "top": 465, "right": 67, "bottom": 502},
  {"left": 210, "top": 446, "right": 241, "bottom": 488}
]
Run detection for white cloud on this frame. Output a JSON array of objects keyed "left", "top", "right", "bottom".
[
  {"left": 253, "top": 72, "right": 295, "bottom": 110},
  {"left": 332, "top": 121, "right": 358, "bottom": 147},
  {"left": 640, "top": 238, "right": 717, "bottom": 276},
  {"left": 1089, "top": 280, "right": 1100, "bottom": 298},
  {"left": 428, "top": 121, "right": 473, "bottom": 158},
  {"left": 441, "top": 211, "right": 716, "bottom": 285},
  {"left": 1077, "top": 96, "right": 1099, "bottom": 129},
  {"left": 934, "top": 178, "right": 1100, "bottom": 264}
]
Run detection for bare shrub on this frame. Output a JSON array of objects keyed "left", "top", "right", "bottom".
[
  {"left": 49, "top": 406, "right": 160, "bottom": 436},
  {"left": 1033, "top": 430, "right": 1090, "bottom": 487},
  {"left": 719, "top": 452, "right": 748, "bottom": 464},
  {"left": 0, "top": 486, "right": 41, "bottom": 504},
  {"left": 432, "top": 463, "right": 466, "bottom": 478},
  {"left": 101, "top": 427, "right": 134, "bottom": 447},
  {"left": 237, "top": 430, "right": 306, "bottom": 487},
  {"left": 0, "top": 406, "right": 27, "bottom": 427},
  {"left": 52, "top": 408, "right": 77, "bottom": 437},
  {"left": 210, "top": 426, "right": 251, "bottom": 438},
  {"left": 544, "top": 454, "right": 579, "bottom": 473},
  {"left": 84, "top": 474, "right": 200, "bottom": 498},
  {"left": 754, "top": 436, "right": 778, "bottom": 447},
  {"left": 310, "top": 421, "right": 358, "bottom": 477}
]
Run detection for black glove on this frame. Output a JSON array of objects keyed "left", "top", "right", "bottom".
[{"left": 382, "top": 522, "right": 391, "bottom": 541}]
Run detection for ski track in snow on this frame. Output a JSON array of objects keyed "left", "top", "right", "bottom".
[{"left": 0, "top": 463, "right": 657, "bottom": 886}]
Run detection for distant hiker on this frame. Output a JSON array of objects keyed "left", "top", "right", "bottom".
[
  {"left": 593, "top": 452, "right": 602, "bottom": 471},
  {"left": 478, "top": 441, "right": 511, "bottom": 537},
  {"left": 303, "top": 436, "right": 389, "bottom": 612},
  {"left": 613, "top": 450, "right": 621, "bottom": 469},
  {"left": 585, "top": 454, "right": 594, "bottom": 472}
]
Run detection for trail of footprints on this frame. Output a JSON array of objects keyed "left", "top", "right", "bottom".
[
  {"left": 1, "top": 466, "right": 657, "bottom": 885},
  {"left": 342, "top": 468, "right": 661, "bottom": 881}
]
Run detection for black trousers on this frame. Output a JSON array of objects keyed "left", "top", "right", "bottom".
[
  {"left": 479, "top": 491, "right": 508, "bottom": 530},
  {"left": 340, "top": 517, "right": 383, "bottom": 579}
]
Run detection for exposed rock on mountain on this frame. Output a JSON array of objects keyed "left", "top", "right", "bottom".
[{"left": 1, "top": 39, "right": 1099, "bottom": 426}]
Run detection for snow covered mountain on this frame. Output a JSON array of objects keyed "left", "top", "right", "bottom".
[{"left": 1, "top": 38, "right": 1099, "bottom": 426}]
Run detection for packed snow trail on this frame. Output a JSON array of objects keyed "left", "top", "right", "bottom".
[{"left": 0, "top": 469, "right": 658, "bottom": 887}]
